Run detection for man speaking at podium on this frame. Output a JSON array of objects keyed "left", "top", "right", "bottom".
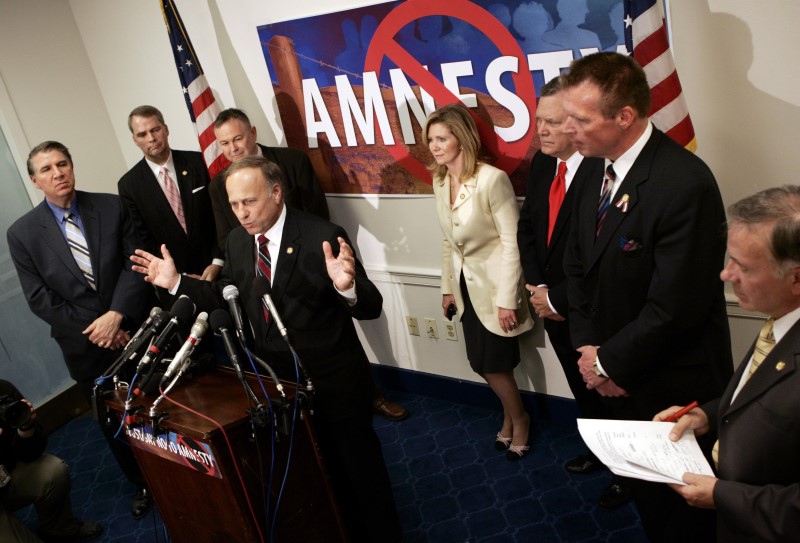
[{"left": 131, "top": 155, "right": 401, "bottom": 543}]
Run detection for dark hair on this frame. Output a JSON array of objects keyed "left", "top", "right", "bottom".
[
  {"left": 224, "top": 155, "right": 285, "bottom": 190},
  {"left": 562, "top": 52, "right": 651, "bottom": 119},
  {"left": 214, "top": 108, "right": 251, "bottom": 130},
  {"left": 423, "top": 104, "right": 481, "bottom": 183},
  {"left": 539, "top": 75, "right": 564, "bottom": 98},
  {"left": 27, "top": 141, "right": 72, "bottom": 175},
  {"left": 127, "top": 105, "right": 166, "bottom": 133},
  {"left": 728, "top": 185, "right": 800, "bottom": 273}
]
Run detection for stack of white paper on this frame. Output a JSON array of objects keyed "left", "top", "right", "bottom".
[{"left": 577, "top": 419, "right": 715, "bottom": 485}]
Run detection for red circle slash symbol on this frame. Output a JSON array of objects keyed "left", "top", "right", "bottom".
[{"left": 365, "top": 0, "right": 537, "bottom": 185}]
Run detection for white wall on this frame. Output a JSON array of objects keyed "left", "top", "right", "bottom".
[{"left": 0, "top": 0, "right": 788, "bottom": 400}]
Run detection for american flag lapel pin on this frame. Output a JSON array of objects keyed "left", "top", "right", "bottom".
[{"left": 615, "top": 194, "right": 629, "bottom": 213}]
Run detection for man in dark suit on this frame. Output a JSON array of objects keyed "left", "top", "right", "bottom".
[
  {"left": 212, "top": 108, "right": 408, "bottom": 422},
  {"left": 131, "top": 156, "right": 402, "bottom": 543},
  {"left": 7, "top": 141, "right": 154, "bottom": 520},
  {"left": 118, "top": 105, "right": 222, "bottom": 280},
  {"left": 657, "top": 185, "right": 800, "bottom": 542},
  {"left": 516, "top": 76, "right": 615, "bottom": 495},
  {"left": 560, "top": 52, "right": 732, "bottom": 540},
  {"left": 209, "top": 108, "right": 329, "bottom": 251}
]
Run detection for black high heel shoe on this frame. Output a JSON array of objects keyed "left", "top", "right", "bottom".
[
  {"left": 494, "top": 433, "right": 512, "bottom": 451},
  {"left": 506, "top": 443, "right": 530, "bottom": 461}
]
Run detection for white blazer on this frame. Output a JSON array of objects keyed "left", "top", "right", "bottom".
[{"left": 434, "top": 163, "right": 533, "bottom": 337}]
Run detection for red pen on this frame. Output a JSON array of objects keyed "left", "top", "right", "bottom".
[{"left": 664, "top": 401, "right": 699, "bottom": 423}]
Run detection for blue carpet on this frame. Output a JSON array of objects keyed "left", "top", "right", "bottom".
[{"left": 19, "top": 390, "right": 647, "bottom": 542}]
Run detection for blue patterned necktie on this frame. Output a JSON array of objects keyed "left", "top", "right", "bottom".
[{"left": 595, "top": 163, "right": 616, "bottom": 237}]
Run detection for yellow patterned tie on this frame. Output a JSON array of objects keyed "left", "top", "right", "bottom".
[{"left": 712, "top": 318, "right": 775, "bottom": 467}]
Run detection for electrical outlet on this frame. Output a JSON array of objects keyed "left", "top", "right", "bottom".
[
  {"left": 406, "top": 316, "right": 420, "bottom": 336},
  {"left": 424, "top": 318, "right": 439, "bottom": 339},
  {"left": 444, "top": 321, "right": 458, "bottom": 341}
]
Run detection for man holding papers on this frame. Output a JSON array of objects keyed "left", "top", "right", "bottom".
[{"left": 657, "top": 185, "right": 800, "bottom": 542}]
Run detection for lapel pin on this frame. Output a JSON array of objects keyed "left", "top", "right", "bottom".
[
  {"left": 776, "top": 361, "right": 786, "bottom": 371},
  {"left": 286, "top": 247, "right": 294, "bottom": 255},
  {"left": 615, "top": 194, "right": 629, "bottom": 213},
  {"left": 182, "top": 170, "right": 188, "bottom": 176},
  {"left": 459, "top": 193, "right": 465, "bottom": 199}
]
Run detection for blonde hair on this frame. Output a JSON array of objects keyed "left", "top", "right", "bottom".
[{"left": 424, "top": 104, "right": 481, "bottom": 184}]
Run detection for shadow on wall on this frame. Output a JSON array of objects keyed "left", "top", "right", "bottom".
[{"left": 687, "top": 5, "right": 800, "bottom": 208}]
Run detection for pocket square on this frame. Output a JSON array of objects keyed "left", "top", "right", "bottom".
[
  {"left": 619, "top": 235, "right": 642, "bottom": 252},
  {"left": 192, "top": 186, "right": 206, "bottom": 194}
]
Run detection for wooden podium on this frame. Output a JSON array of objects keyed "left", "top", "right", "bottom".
[{"left": 105, "top": 367, "right": 346, "bottom": 543}]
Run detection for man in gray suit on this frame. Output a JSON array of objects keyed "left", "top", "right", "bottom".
[
  {"left": 657, "top": 185, "right": 800, "bottom": 542},
  {"left": 7, "top": 141, "right": 153, "bottom": 519}
]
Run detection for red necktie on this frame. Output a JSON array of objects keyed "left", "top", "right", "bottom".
[{"left": 547, "top": 161, "right": 567, "bottom": 245}]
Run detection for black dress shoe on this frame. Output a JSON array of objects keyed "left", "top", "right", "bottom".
[
  {"left": 131, "top": 488, "right": 153, "bottom": 520},
  {"left": 598, "top": 482, "right": 633, "bottom": 510},
  {"left": 564, "top": 453, "right": 602, "bottom": 475}
]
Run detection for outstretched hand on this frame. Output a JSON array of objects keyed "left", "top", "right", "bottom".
[
  {"left": 130, "top": 244, "right": 180, "bottom": 291},
  {"left": 323, "top": 237, "right": 356, "bottom": 292}
]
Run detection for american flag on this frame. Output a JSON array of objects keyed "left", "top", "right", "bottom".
[
  {"left": 160, "top": 0, "right": 229, "bottom": 176},
  {"left": 623, "top": 0, "right": 697, "bottom": 152}
]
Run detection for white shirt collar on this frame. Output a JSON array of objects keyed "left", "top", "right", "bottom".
[
  {"left": 562, "top": 150, "right": 584, "bottom": 190},
  {"left": 144, "top": 151, "right": 175, "bottom": 185},
  {"left": 606, "top": 121, "right": 653, "bottom": 193}
]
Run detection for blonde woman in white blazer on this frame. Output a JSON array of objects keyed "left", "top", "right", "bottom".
[{"left": 426, "top": 104, "right": 533, "bottom": 460}]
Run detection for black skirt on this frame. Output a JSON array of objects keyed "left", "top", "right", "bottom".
[{"left": 459, "top": 274, "right": 520, "bottom": 375}]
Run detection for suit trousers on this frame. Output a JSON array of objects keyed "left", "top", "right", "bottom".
[
  {"left": 0, "top": 453, "right": 74, "bottom": 542},
  {"left": 73, "top": 369, "right": 144, "bottom": 490},
  {"left": 312, "top": 407, "right": 402, "bottom": 543},
  {"left": 545, "top": 320, "right": 605, "bottom": 421}
]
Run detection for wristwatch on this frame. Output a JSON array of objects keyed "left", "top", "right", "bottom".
[{"left": 592, "top": 357, "right": 604, "bottom": 378}]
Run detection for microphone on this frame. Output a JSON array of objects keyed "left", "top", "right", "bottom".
[
  {"left": 252, "top": 276, "right": 313, "bottom": 394},
  {"left": 209, "top": 309, "right": 244, "bottom": 378},
  {"left": 136, "top": 295, "right": 195, "bottom": 373},
  {"left": 252, "top": 276, "right": 288, "bottom": 340},
  {"left": 126, "top": 306, "right": 162, "bottom": 348},
  {"left": 115, "top": 308, "right": 170, "bottom": 366},
  {"left": 222, "top": 284, "right": 247, "bottom": 343},
  {"left": 160, "top": 311, "right": 208, "bottom": 386}
]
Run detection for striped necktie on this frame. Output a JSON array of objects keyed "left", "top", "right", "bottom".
[
  {"left": 256, "top": 234, "right": 272, "bottom": 322},
  {"left": 160, "top": 166, "right": 187, "bottom": 233},
  {"left": 596, "top": 163, "right": 615, "bottom": 237},
  {"left": 712, "top": 318, "right": 776, "bottom": 467},
  {"left": 64, "top": 212, "right": 96, "bottom": 290}
]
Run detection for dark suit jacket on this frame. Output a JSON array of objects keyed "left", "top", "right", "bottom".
[
  {"left": 518, "top": 151, "right": 604, "bottom": 417},
  {"left": 518, "top": 151, "right": 603, "bottom": 316},
  {"left": 118, "top": 149, "right": 220, "bottom": 275},
  {"left": 705, "top": 317, "right": 800, "bottom": 542},
  {"left": 7, "top": 191, "right": 151, "bottom": 383},
  {"left": 564, "top": 128, "right": 732, "bottom": 417},
  {"left": 177, "top": 208, "right": 379, "bottom": 422},
  {"left": 209, "top": 144, "right": 329, "bottom": 251}
]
